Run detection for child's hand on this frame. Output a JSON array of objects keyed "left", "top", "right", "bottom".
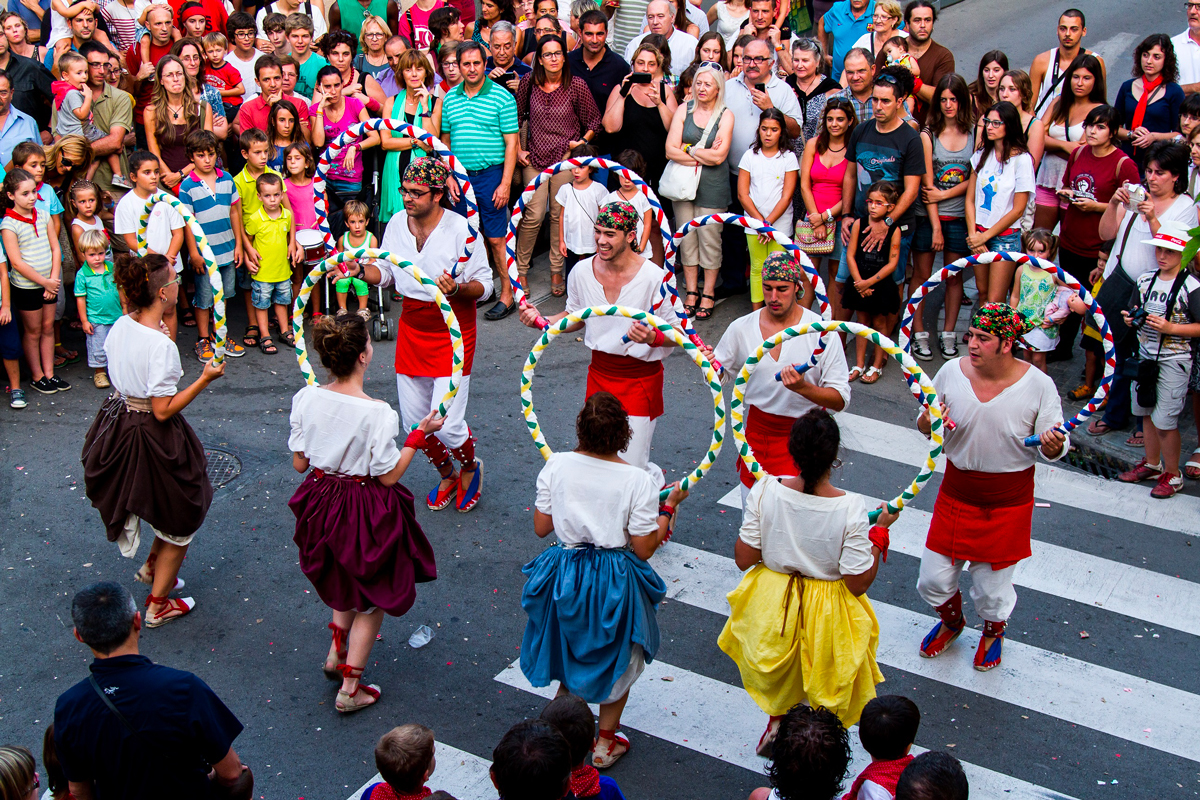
[
  {"left": 244, "top": 245, "right": 260, "bottom": 267},
  {"left": 418, "top": 409, "right": 446, "bottom": 434},
  {"left": 190, "top": 253, "right": 205, "bottom": 273},
  {"left": 248, "top": 262, "right": 259, "bottom": 275},
  {"left": 0, "top": 305, "right": 10, "bottom": 325},
  {"left": 757, "top": 231, "right": 771, "bottom": 244},
  {"left": 42, "top": 275, "right": 61, "bottom": 293},
  {"left": 82, "top": 319, "right": 94, "bottom": 335}
]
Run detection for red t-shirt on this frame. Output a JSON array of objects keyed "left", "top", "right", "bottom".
[
  {"left": 168, "top": 0, "right": 228, "bottom": 35},
  {"left": 127, "top": 40, "right": 176, "bottom": 124},
  {"left": 235, "top": 94, "right": 313, "bottom": 133},
  {"left": 1060, "top": 147, "right": 1141, "bottom": 258},
  {"left": 205, "top": 62, "right": 244, "bottom": 106}
]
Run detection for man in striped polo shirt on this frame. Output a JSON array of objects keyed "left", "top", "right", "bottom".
[
  {"left": 178, "top": 129, "right": 248, "bottom": 361},
  {"left": 440, "top": 40, "right": 520, "bottom": 321}
]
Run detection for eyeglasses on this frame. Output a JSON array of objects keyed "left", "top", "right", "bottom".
[
  {"left": 1188, "top": 2, "right": 1200, "bottom": 8},
  {"left": 401, "top": 187, "right": 431, "bottom": 198},
  {"left": 983, "top": 118, "right": 1005, "bottom": 127},
  {"left": 233, "top": 30, "right": 255, "bottom": 38},
  {"left": 541, "top": 50, "right": 564, "bottom": 58},
  {"left": 876, "top": 73, "right": 899, "bottom": 85},
  {"left": 87, "top": 60, "right": 107, "bottom": 68},
  {"left": 60, "top": 156, "right": 74, "bottom": 167},
  {"left": 365, "top": 31, "right": 385, "bottom": 37},
  {"left": 742, "top": 55, "right": 770, "bottom": 64}
]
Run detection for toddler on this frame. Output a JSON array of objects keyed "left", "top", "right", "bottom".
[
  {"left": 245, "top": 172, "right": 295, "bottom": 355},
  {"left": 53, "top": 52, "right": 128, "bottom": 187},
  {"left": 361, "top": 724, "right": 438, "bottom": 800},
  {"left": 554, "top": 144, "right": 607, "bottom": 276},
  {"left": 69, "top": 179, "right": 114, "bottom": 267},
  {"left": 73, "top": 229, "right": 123, "bottom": 389},
  {"left": 601, "top": 149, "right": 654, "bottom": 259},
  {"left": 236, "top": 128, "right": 283, "bottom": 343},
  {"left": 845, "top": 695, "right": 920, "bottom": 800},
  {"left": 335, "top": 199, "right": 376, "bottom": 319},
  {"left": 202, "top": 31, "right": 246, "bottom": 121},
  {"left": 1008, "top": 228, "right": 1066, "bottom": 372}
]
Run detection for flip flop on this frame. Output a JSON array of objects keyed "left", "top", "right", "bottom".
[
  {"left": 1125, "top": 431, "right": 1145, "bottom": 447},
  {"left": 1086, "top": 418, "right": 1113, "bottom": 436},
  {"left": 1185, "top": 448, "right": 1200, "bottom": 480}
]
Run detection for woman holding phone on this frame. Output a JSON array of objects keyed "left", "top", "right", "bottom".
[{"left": 603, "top": 42, "right": 677, "bottom": 189}]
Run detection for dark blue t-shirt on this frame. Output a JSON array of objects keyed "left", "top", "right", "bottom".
[
  {"left": 54, "top": 654, "right": 243, "bottom": 800},
  {"left": 846, "top": 118, "right": 925, "bottom": 229}
]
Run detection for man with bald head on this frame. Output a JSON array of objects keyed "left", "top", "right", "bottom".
[
  {"left": 622, "top": 0, "right": 696, "bottom": 78},
  {"left": 126, "top": 4, "right": 176, "bottom": 136}
]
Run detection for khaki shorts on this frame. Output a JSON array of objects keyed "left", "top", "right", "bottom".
[{"left": 1132, "top": 358, "right": 1190, "bottom": 431}]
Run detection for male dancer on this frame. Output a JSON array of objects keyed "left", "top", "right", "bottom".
[
  {"left": 520, "top": 201, "right": 680, "bottom": 485},
  {"left": 916, "top": 304, "right": 1067, "bottom": 671},
  {"left": 708, "top": 252, "right": 852, "bottom": 503},
  {"left": 350, "top": 157, "right": 492, "bottom": 512},
  {"left": 1030, "top": 9, "right": 1106, "bottom": 116}
]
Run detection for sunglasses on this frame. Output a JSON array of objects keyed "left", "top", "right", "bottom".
[{"left": 697, "top": 60, "right": 723, "bottom": 71}]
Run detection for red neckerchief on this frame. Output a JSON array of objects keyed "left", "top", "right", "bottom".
[
  {"left": 569, "top": 764, "right": 601, "bottom": 798},
  {"left": 5, "top": 208, "right": 37, "bottom": 236},
  {"left": 1132, "top": 74, "right": 1164, "bottom": 135},
  {"left": 366, "top": 783, "right": 432, "bottom": 800},
  {"left": 843, "top": 755, "right": 915, "bottom": 800}
]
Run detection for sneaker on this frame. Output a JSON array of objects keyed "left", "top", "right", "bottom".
[
  {"left": 357, "top": 308, "right": 371, "bottom": 320},
  {"left": 335, "top": 308, "right": 348, "bottom": 317},
  {"left": 48, "top": 375, "right": 71, "bottom": 391},
  {"left": 1067, "top": 383, "right": 1094, "bottom": 402},
  {"left": 912, "top": 332, "right": 933, "bottom": 361},
  {"left": 223, "top": 339, "right": 247, "bottom": 358},
  {"left": 1118, "top": 458, "right": 1163, "bottom": 483},
  {"left": 93, "top": 371, "right": 111, "bottom": 389},
  {"left": 110, "top": 174, "right": 135, "bottom": 189},
  {"left": 195, "top": 338, "right": 215, "bottom": 363},
  {"left": 1151, "top": 471, "right": 1184, "bottom": 499},
  {"left": 29, "top": 377, "right": 57, "bottom": 394},
  {"left": 8, "top": 387, "right": 27, "bottom": 408},
  {"left": 939, "top": 332, "right": 959, "bottom": 358}
]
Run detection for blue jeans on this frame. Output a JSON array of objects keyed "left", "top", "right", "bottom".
[
  {"left": 1100, "top": 336, "right": 1139, "bottom": 430},
  {"left": 251, "top": 279, "right": 292, "bottom": 309},
  {"left": 985, "top": 229, "right": 1022, "bottom": 252}
]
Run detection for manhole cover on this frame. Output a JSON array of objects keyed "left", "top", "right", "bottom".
[{"left": 205, "top": 447, "right": 242, "bottom": 488}]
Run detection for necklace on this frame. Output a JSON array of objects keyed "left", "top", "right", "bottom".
[{"left": 168, "top": 103, "right": 184, "bottom": 121}]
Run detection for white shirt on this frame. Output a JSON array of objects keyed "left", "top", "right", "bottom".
[
  {"left": 257, "top": 0, "right": 327, "bottom": 40},
  {"left": 739, "top": 478, "right": 874, "bottom": 580},
  {"left": 535, "top": 451, "right": 659, "bottom": 546},
  {"left": 969, "top": 150, "right": 1035, "bottom": 231},
  {"left": 1173, "top": 30, "right": 1200, "bottom": 87},
  {"left": 114, "top": 192, "right": 187, "bottom": 273},
  {"left": 554, "top": 181, "right": 609, "bottom": 253},
  {"left": 288, "top": 385, "right": 402, "bottom": 477},
  {"left": 858, "top": 781, "right": 893, "bottom": 800},
  {"left": 1103, "top": 195, "right": 1200, "bottom": 281},
  {"left": 46, "top": 6, "right": 71, "bottom": 48},
  {"left": 934, "top": 358, "right": 1067, "bottom": 473},
  {"left": 726, "top": 74, "right": 804, "bottom": 174},
  {"left": 376, "top": 208, "right": 494, "bottom": 300},
  {"left": 684, "top": 1, "right": 708, "bottom": 35},
  {"left": 601, "top": 189, "right": 652, "bottom": 248},
  {"left": 851, "top": 29, "right": 906, "bottom": 53},
  {"left": 713, "top": 306, "right": 851, "bottom": 417},
  {"left": 105, "top": 315, "right": 181, "bottom": 398},
  {"left": 737, "top": 147, "right": 800, "bottom": 234},
  {"left": 623, "top": 28, "right": 699, "bottom": 77},
  {"left": 228, "top": 49, "right": 266, "bottom": 100},
  {"left": 564, "top": 256, "right": 679, "bottom": 361}
]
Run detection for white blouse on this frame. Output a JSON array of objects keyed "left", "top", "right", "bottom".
[
  {"left": 1103, "top": 194, "right": 1200, "bottom": 282},
  {"left": 105, "top": 315, "right": 182, "bottom": 399},
  {"left": 563, "top": 257, "right": 680, "bottom": 362},
  {"left": 535, "top": 452, "right": 659, "bottom": 548},
  {"left": 739, "top": 478, "right": 874, "bottom": 581},
  {"left": 376, "top": 209, "right": 494, "bottom": 300},
  {"left": 288, "top": 385, "right": 403, "bottom": 477}
]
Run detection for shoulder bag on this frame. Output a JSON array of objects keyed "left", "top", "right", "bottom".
[
  {"left": 659, "top": 102, "right": 722, "bottom": 203},
  {"left": 1092, "top": 205, "right": 1139, "bottom": 344},
  {"left": 1134, "top": 270, "right": 1189, "bottom": 410}
]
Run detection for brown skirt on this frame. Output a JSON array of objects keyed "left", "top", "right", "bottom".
[{"left": 81, "top": 396, "right": 213, "bottom": 542}]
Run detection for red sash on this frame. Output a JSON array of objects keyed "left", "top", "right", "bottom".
[
  {"left": 586, "top": 350, "right": 664, "bottom": 418},
  {"left": 737, "top": 406, "right": 798, "bottom": 488},
  {"left": 843, "top": 755, "right": 914, "bottom": 800},
  {"left": 926, "top": 462, "right": 1035, "bottom": 569},
  {"left": 393, "top": 294, "right": 478, "bottom": 377}
]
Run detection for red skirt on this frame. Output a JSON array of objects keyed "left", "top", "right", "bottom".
[
  {"left": 394, "top": 296, "right": 478, "bottom": 377},
  {"left": 926, "top": 462, "right": 1035, "bottom": 569},
  {"left": 586, "top": 350, "right": 664, "bottom": 419},
  {"left": 289, "top": 470, "right": 437, "bottom": 615},
  {"left": 737, "top": 406, "right": 797, "bottom": 488}
]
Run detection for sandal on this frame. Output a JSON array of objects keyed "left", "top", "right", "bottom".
[
  {"left": 860, "top": 365, "right": 883, "bottom": 384},
  {"left": 847, "top": 366, "right": 863, "bottom": 383},
  {"left": 134, "top": 553, "right": 185, "bottom": 592},
  {"left": 259, "top": 337, "right": 278, "bottom": 355},
  {"left": 427, "top": 470, "right": 459, "bottom": 511},
  {"left": 592, "top": 730, "right": 630, "bottom": 769},
  {"left": 144, "top": 593, "right": 196, "bottom": 628},
  {"left": 181, "top": 308, "right": 196, "bottom": 327},
  {"left": 551, "top": 275, "right": 566, "bottom": 297},
  {"left": 756, "top": 716, "right": 782, "bottom": 758},
  {"left": 243, "top": 325, "right": 261, "bottom": 347},
  {"left": 683, "top": 290, "right": 700, "bottom": 317},
  {"left": 335, "top": 665, "right": 381, "bottom": 713},
  {"left": 281, "top": 330, "right": 296, "bottom": 348},
  {"left": 1185, "top": 448, "right": 1200, "bottom": 480},
  {"left": 456, "top": 458, "right": 483, "bottom": 513},
  {"left": 1126, "top": 430, "right": 1145, "bottom": 447},
  {"left": 323, "top": 622, "right": 349, "bottom": 680},
  {"left": 55, "top": 344, "right": 80, "bottom": 363},
  {"left": 694, "top": 293, "right": 716, "bottom": 320}
]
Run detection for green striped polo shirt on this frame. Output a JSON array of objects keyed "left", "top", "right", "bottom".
[{"left": 441, "top": 78, "right": 519, "bottom": 172}]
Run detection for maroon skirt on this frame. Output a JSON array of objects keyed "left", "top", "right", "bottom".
[{"left": 288, "top": 469, "right": 437, "bottom": 615}]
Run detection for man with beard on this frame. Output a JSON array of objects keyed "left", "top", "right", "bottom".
[{"left": 1031, "top": 9, "right": 1106, "bottom": 116}]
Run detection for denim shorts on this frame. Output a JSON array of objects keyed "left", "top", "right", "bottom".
[
  {"left": 984, "top": 228, "right": 1022, "bottom": 253},
  {"left": 836, "top": 224, "right": 914, "bottom": 285},
  {"left": 235, "top": 266, "right": 254, "bottom": 291},
  {"left": 193, "top": 262, "right": 237, "bottom": 310},
  {"left": 912, "top": 216, "right": 969, "bottom": 256},
  {"left": 456, "top": 163, "right": 509, "bottom": 239},
  {"left": 251, "top": 279, "right": 292, "bottom": 309},
  {"left": 86, "top": 322, "right": 112, "bottom": 368}
]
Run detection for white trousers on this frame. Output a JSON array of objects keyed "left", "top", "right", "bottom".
[
  {"left": 916, "top": 548, "right": 1018, "bottom": 622},
  {"left": 626, "top": 415, "right": 664, "bottom": 487},
  {"left": 396, "top": 374, "right": 472, "bottom": 449}
]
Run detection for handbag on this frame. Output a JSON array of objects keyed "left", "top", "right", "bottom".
[
  {"left": 1133, "top": 270, "right": 1188, "bottom": 409},
  {"left": 1093, "top": 216, "right": 1139, "bottom": 344},
  {"left": 795, "top": 218, "right": 836, "bottom": 255},
  {"left": 659, "top": 102, "right": 722, "bottom": 202}
]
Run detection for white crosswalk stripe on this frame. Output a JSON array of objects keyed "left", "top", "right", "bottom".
[{"left": 348, "top": 742, "right": 494, "bottom": 800}]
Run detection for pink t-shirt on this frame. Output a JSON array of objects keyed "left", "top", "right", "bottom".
[
  {"left": 286, "top": 178, "right": 318, "bottom": 231},
  {"left": 309, "top": 96, "right": 366, "bottom": 184},
  {"left": 397, "top": 0, "right": 444, "bottom": 50}
]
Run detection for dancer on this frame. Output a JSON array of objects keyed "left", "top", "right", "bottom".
[
  {"left": 345, "top": 157, "right": 492, "bottom": 513},
  {"left": 916, "top": 303, "right": 1067, "bottom": 671},
  {"left": 718, "top": 408, "right": 893, "bottom": 756},
  {"left": 708, "top": 251, "right": 852, "bottom": 504},
  {"left": 288, "top": 314, "right": 440, "bottom": 714},
  {"left": 520, "top": 392, "right": 689, "bottom": 769},
  {"left": 520, "top": 201, "right": 682, "bottom": 486},
  {"left": 81, "top": 254, "right": 223, "bottom": 628}
]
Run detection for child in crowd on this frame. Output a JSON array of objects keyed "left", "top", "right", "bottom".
[
  {"left": 268, "top": 100, "right": 304, "bottom": 171},
  {"left": 602, "top": 150, "right": 654, "bottom": 260},
  {"left": 68, "top": 179, "right": 113, "bottom": 266},
  {"left": 179, "top": 2, "right": 209, "bottom": 39},
  {"left": 202, "top": 32, "right": 246, "bottom": 121},
  {"left": 843, "top": 180, "right": 902, "bottom": 385},
  {"left": 245, "top": 173, "right": 296, "bottom": 355},
  {"left": 283, "top": 142, "right": 319, "bottom": 303},
  {"left": 286, "top": 14, "right": 327, "bottom": 99},
  {"left": 362, "top": 724, "right": 438, "bottom": 799},
  {"left": 72, "top": 229, "right": 122, "bottom": 389},
  {"left": 12, "top": 142, "right": 64, "bottom": 248},
  {"left": 335, "top": 199, "right": 376, "bottom": 320},
  {"left": 52, "top": 52, "right": 129, "bottom": 187},
  {"left": 737, "top": 108, "right": 799, "bottom": 310},
  {"left": 540, "top": 694, "right": 626, "bottom": 800},
  {"left": 0, "top": 245, "right": 27, "bottom": 409},
  {"left": 844, "top": 695, "right": 921, "bottom": 800},
  {"left": 1009, "top": 229, "right": 1067, "bottom": 373},
  {"left": 236, "top": 129, "right": 281, "bottom": 346},
  {"left": 114, "top": 151, "right": 186, "bottom": 340},
  {"left": 262, "top": 12, "right": 289, "bottom": 55},
  {"left": 1178, "top": 92, "right": 1200, "bottom": 142},
  {"left": 1117, "top": 220, "right": 1200, "bottom": 499},
  {"left": 2, "top": 168, "right": 66, "bottom": 394},
  {"left": 180, "top": 129, "right": 248, "bottom": 362},
  {"left": 555, "top": 145, "right": 607, "bottom": 277}
]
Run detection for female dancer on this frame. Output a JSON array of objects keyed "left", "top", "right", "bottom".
[
  {"left": 288, "top": 314, "right": 440, "bottom": 714},
  {"left": 521, "top": 392, "right": 689, "bottom": 769},
  {"left": 81, "top": 254, "right": 223, "bottom": 627},
  {"left": 718, "top": 408, "right": 895, "bottom": 755}
]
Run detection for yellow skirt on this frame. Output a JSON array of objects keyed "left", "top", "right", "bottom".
[{"left": 717, "top": 565, "right": 884, "bottom": 726}]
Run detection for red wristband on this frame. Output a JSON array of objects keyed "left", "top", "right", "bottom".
[
  {"left": 650, "top": 328, "right": 666, "bottom": 347},
  {"left": 868, "top": 524, "right": 890, "bottom": 562},
  {"left": 912, "top": 77, "right": 923, "bottom": 93},
  {"left": 403, "top": 428, "right": 427, "bottom": 450}
]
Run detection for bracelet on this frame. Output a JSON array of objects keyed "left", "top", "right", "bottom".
[
  {"left": 403, "top": 428, "right": 427, "bottom": 450},
  {"left": 658, "top": 504, "right": 676, "bottom": 519},
  {"left": 446, "top": 281, "right": 460, "bottom": 296},
  {"left": 649, "top": 328, "right": 666, "bottom": 347}
]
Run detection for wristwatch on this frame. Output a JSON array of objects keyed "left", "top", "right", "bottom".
[
  {"left": 824, "top": 209, "right": 835, "bottom": 224},
  {"left": 884, "top": 216, "right": 895, "bottom": 227}
]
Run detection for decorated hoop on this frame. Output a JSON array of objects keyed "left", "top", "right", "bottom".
[
  {"left": 136, "top": 191, "right": 227, "bottom": 363},
  {"left": 314, "top": 119, "right": 477, "bottom": 276},
  {"left": 732, "top": 320, "right": 944, "bottom": 521},
  {"left": 520, "top": 305, "right": 726, "bottom": 501},
  {"left": 292, "top": 248, "right": 465, "bottom": 420},
  {"left": 898, "top": 251, "right": 1115, "bottom": 446}
]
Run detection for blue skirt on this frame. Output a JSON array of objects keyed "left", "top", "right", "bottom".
[{"left": 520, "top": 544, "right": 666, "bottom": 704}]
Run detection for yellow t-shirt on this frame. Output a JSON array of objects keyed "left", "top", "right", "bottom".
[
  {"left": 235, "top": 165, "right": 282, "bottom": 224},
  {"left": 246, "top": 207, "right": 293, "bottom": 284}
]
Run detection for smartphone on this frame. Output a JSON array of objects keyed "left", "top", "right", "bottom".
[
  {"left": 502, "top": 71, "right": 517, "bottom": 83},
  {"left": 754, "top": 82, "right": 766, "bottom": 92},
  {"left": 630, "top": 72, "right": 652, "bottom": 84}
]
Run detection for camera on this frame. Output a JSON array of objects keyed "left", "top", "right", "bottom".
[
  {"left": 1128, "top": 304, "right": 1150, "bottom": 330},
  {"left": 1124, "top": 182, "right": 1147, "bottom": 206}
]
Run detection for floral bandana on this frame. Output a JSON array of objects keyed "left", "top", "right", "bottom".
[
  {"left": 596, "top": 201, "right": 638, "bottom": 233},
  {"left": 970, "top": 302, "right": 1034, "bottom": 340},
  {"left": 402, "top": 156, "right": 449, "bottom": 189},
  {"left": 761, "top": 251, "right": 805, "bottom": 291}
]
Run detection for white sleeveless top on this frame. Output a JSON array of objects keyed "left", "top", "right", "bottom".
[
  {"left": 1036, "top": 118, "right": 1086, "bottom": 190},
  {"left": 713, "top": 2, "right": 750, "bottom": 48}
]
